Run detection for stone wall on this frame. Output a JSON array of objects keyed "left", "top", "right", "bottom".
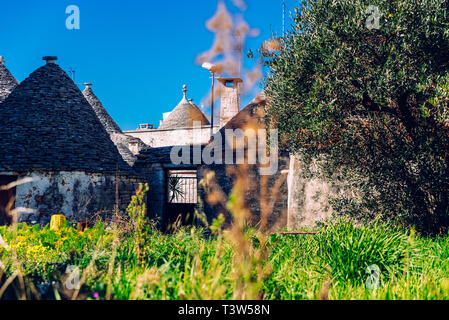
[
  {"left": 138, "top": 163, "right": 165, "bottom": 221},
  {"left": 7, "top": 171, "right": 144, "bottom": 224},
  {"left": 286, "top": 155, "right": 334, "bottom": 230},
  {"left": 125, "top": 126, "right": 219, "bottom": 148},
  {"left": 199, "top": 154, "right": 336, "bottom": 231},
  {"left": 199, "top": 155, "right": 290, "bottom": 230},
  {"left": 134, "top": 151, "right": 335, "bottom": 231}
]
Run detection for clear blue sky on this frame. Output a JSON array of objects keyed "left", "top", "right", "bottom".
[{"left": 0, "top": 0, "right": 296, "bottom": 130}]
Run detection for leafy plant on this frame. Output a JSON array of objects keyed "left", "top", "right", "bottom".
[
  {"left": 126, "top": 183, "right": 150, "bottom": 266},
  {"left": 316, "top": 219, "right": 414, "bottom": 284},
  {"left": 2, "top": 218, "right": 449, "bottom": 300},
  {"left": 168, "top": 175, "right": 184, "bottom": 203},
  {"left": 265, "top": 0, "right": 449, "bottom": 234}
]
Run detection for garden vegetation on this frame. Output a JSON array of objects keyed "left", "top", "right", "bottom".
[
  {"left": 2, "top": 0, "right": 449, "bottom": 300},
  {"left": 1, "top": 184, "right": 449, "bottom": 300},
  {"left": 265, "top": 0, "right": 449, "bottom": 234}
]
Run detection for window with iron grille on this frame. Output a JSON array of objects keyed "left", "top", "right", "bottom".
[{"left": 167, "top": 170, "right": 198, "bottom": 204}]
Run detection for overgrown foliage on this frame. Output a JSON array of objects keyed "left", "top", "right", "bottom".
[
  {"left": 126, "top": 183, "right": 150, "bottom": 266},
  {"left": 265, "top": 0, "right": 449, "bottom": 233},
  {"left": 316, "top": 219, "right": 418, "bottom": 284},
  {"left": 2, "top": 217, "right": 449, "bottom": 300}
]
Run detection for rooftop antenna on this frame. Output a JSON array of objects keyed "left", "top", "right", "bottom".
[
  {"left": 67, "top": 68, "right": 76, "bottom": 82},
  {"left": 283, "top": 0, "right": 286, "bottom": 36},
  {"left": 202, "top": 62, "right": 218, "bottom": 137}
]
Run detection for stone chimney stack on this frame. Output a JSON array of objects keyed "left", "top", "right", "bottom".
[
  {"left": 43, "top": 56, "right": 58, "bottom": 64},
  {"left": 0, "top": 56, "right": 5, "bottom": 65},
  {"left": 218, "top": 77, "right": 243, "bottom": 127}
]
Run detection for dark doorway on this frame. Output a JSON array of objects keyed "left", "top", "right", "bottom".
[
  {"left": 0, "top": 176, "right": 17, "bottom": 226},
  {"left": 163, "top": 170, "right": 198, "bottom": 232}
]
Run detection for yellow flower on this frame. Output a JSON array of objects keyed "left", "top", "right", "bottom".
[{"left": 441, "top": 278, "right": 449, "bottom": 292}]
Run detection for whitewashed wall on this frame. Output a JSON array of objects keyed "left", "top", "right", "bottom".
[
  {"left": 287, "top": 155, "right": 334, "bottom": 229},
  {"left": 8, "top": 171, "right": 142, "bottom": 224},
  {"left": 125, "top": 126, "right": 220, "bottom": 148}
]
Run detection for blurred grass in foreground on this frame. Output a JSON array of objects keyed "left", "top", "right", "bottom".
[{"left": 1, "top": 215, "right": 449, "bottom": 300}]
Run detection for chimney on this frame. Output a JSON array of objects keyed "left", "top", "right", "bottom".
[
  {"left": 0, "top": 56, "right": 5, "bottom": 65},
  {"left": 43, "top": 56, "right": 58, "bottom": 64},
  {"left": 84, "top": 83, "right": 92, "bottom": 89},
  {"left": 218, "top": 77, "right": 243, "bottom": 127}
]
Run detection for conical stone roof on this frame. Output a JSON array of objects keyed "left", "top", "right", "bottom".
[
  {"left": 158, "top": 85, "right": 210, "bottom": 130},
  {"left": 83, "top": 84, "right": 122, "bottom": 134},
  {"left": 0, "top": 60, "right": 132, "bottom": 174},
  {"left": 83, "top": 84, "right": 145, "bottom": 166},
  {"left": 0, "top": 58, "right": 19, "bottom": 103}
]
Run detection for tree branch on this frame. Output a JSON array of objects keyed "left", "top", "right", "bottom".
[{"left": 361, "top": 91, "right": 397, "bottom": 115}]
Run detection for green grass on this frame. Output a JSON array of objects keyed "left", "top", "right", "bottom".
[{"left": 1, "top": 218, "right": 449, "bottom": 300}]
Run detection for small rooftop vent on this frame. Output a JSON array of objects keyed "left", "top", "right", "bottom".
[{"left": 139, "top": 124, "right": 154, "bottom": 130}]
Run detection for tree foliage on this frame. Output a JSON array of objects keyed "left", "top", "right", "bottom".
[{"left": 265, "top": 0, "right": 449, "bottom": 233}]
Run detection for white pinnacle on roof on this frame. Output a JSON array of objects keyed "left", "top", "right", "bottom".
[{"left": 158, "top": 85, "right": 210, "bottom": 130}]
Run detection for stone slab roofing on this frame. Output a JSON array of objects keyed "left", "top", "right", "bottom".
[
  {"left": 83, "top": 85, "right": 145, "bottom": 166},
  {"left": 158, "top": 85, "right": 210, "bottom": 130},
  {"left": 0, "top": 62, "right": 132, "bottom": 174},
  {"left": 0, "top": 61, "right": 19, "bottom": 103},
  {"left": 205, "top": 92, "right": 288, "bottom": 156},
  {"left": 134, "top": 145, "right": 203, "bottom": 166},
  {"left": 83, "top": 85, "right": 122, "bottom": 134},
  {"left": 220, "top": 92, "right": 266, "bottom": 131}
]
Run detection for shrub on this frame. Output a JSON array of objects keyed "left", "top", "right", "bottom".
[
  {"left": 316, "top": 219, "right": 414, "bottom": 284},
  {"left": 265, "top": 0, "right": 449, "bottom": 234}
]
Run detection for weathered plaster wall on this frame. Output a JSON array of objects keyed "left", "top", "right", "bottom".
[
  {"left": 141, "top": 164, "right": 165, "bottom": 221},
  {"left": 10, "top": 171, "right": 143, "bottom": 224},
  {"left": 200, "top": 155, "right": 290, "bottom": 231},
  {"left": 287, "top": 155, "right": 334, "bottom": 230},
  {"left": 125, "top": 126, "right": 219, "bottom": 148}
]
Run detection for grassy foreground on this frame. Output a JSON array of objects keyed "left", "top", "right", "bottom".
[{"left": 1, "top": 217, "right": 449, "bottom": 300}]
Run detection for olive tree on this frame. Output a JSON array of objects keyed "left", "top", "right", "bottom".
[{"left": 265, "top": 0, "right": 449, "bottom": 233}]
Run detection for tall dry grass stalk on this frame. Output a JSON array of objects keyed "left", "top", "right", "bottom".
[
  {"left": 196, "top": 0, "right": 262, "bottom": 108},
  {"left": 0, "top": 177, "right": 42, "bottom": 299},
  {"left": 199, "top": 121, "right": 287, "bottom": 300}
]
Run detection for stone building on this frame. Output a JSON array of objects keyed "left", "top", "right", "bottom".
[
  {"left": 125, "top": 85, "right": 219, "bottom": 148},
  {"left": 132, "top": 80, "right": 333, "bottom": 231},
  {"left": 0, "top": 54, "right": 333, "bottom": 230},
  {"left": 0, "top": 57, "right": 143, "bottom": 225},
  {"left": 198, "top": 92, "right": 291, "bottom": 229},
  {"left": 133, "top": 90, "right": 291, "bottom": 231}
]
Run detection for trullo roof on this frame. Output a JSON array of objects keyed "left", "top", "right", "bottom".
[
  {"left": 158, "top": 85, "right": 210, "bottom": 130},
  {"left": 0, "top": 60, "right": 132, "bottom": 174}
]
